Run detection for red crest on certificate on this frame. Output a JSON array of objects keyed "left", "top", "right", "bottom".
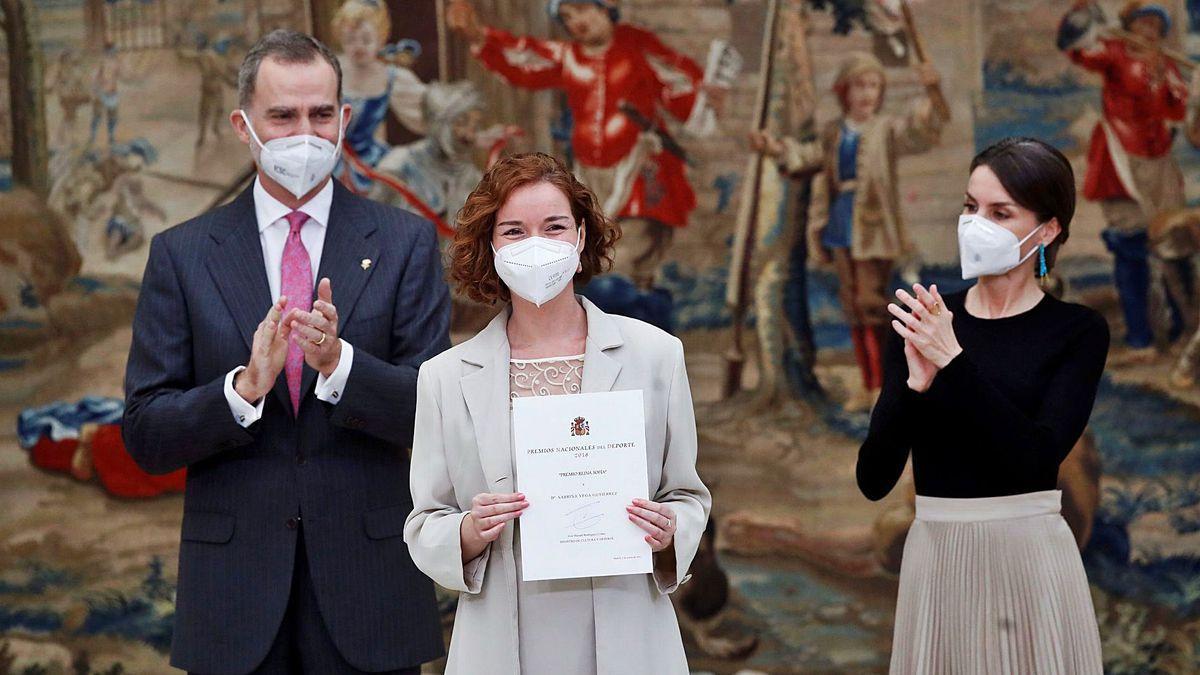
[{"left": 570, "top": 416, "right": 590, "bottom": 437}]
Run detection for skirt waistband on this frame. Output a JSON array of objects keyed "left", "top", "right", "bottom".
[{"left": 915, "top": 490, "right": 1062, "bottom": 523}]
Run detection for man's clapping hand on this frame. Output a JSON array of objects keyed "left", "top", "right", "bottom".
[{"left": 234, "top": 296, "right": 293, "bottom": 404}]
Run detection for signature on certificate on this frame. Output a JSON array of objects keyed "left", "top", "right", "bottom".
[{"left": 564, "top": 499, "right": 604, "bottom": 531}]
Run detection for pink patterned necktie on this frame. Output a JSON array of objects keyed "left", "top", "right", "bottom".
[{"left": 281, "top": 211, "right": 313, "bottom": 415}]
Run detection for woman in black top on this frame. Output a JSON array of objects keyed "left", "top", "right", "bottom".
[{"left": 861, "top": 137, "right": 1107, "bottom": 674}]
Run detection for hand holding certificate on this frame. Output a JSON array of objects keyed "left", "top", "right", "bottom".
[
  {"left": 460, "top": 492, "right": 528, "bottom": 563},
  {"left": 512, "top": 389, "right": 657, "bottom": 581},
  {"left": 627, "top": 497, "right": 677, "bottom": 553}
]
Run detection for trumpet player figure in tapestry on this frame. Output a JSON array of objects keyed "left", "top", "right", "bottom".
[
  {"left": 446, "top": 0, "right": 728, "bottom": 290},
  {"left": 1059, "top": 0, "right": 1190, "bottom": 363}
]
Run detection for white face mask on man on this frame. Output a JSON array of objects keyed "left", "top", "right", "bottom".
[
  {"left": 239, "top": 110, "right": 344, "bottom": 199},
  {"left": 492, "top": 229, "right": 584, "bottom": 307},
  {"left": 958, "top": 213, "right": 1044, "bottom": 280}
]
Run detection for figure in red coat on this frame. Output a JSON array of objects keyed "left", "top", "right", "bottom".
[
  {"left": 1059, "top": 0, "right": 1188, "bottom": 359},
  {"left": 448, "top": 0, "right": 724, "bottom": 288}
]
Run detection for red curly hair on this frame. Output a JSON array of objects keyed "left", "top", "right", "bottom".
[{"left": 448, "top": 152, "right": 621, "bottom": 305}]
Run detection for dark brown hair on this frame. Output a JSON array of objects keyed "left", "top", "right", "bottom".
[
  {"left": 448, "top": 152, "right": 621, "bottom": 304},
  {"left": 970, "top": 137, "right": 1075, "bottom": 271}
]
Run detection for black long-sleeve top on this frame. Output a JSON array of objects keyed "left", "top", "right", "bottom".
[{"left": 856, "top": 290, "right": 1110, "bottom": 501}]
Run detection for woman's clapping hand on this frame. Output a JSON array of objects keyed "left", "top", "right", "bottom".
[{"left": 887, "top": 284, "right": 963, "bottom": 393}]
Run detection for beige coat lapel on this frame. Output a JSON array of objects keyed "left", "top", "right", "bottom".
[
  {"left": 460, "top": 298, "right": 625, "bottom": 497},
  {"left": 581, "top": 297, "right": 623, "bottom": 393},
  {"left": 459, "top": 308, "right": 515, "bottom": 495}
]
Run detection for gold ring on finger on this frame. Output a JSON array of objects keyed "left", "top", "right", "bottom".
[{"left": 314, "top": 331, "right": 327, "bottom": 346}]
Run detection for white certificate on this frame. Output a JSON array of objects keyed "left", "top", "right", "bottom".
[{"left": 512, "top": 389, "right": 651, "bottom": 581}]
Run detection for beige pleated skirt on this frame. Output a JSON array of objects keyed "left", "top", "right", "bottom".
[{"left": 890, "top": 490, "right": 1103, "bottom": 674}]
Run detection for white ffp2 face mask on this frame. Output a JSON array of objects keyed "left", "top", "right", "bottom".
[
  {"left": 492, "top": 231, "right": 583, "bottom": 307},
  {"left": 958, "top": 214, "right": 1044, "bottom": 280},
  {"left": 240, "top": 110, "right": 344, "bottom": 199}
]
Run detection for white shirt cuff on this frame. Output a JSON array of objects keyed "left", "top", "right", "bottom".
[
  {"left": 315, "top": 339, "right": 353, "bottom": 404},
  {"left": 224, "top": 366, "right": 266, "bottom": 427}
]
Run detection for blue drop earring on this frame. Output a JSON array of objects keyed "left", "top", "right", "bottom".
[{"left": 1037, "top": 244, "right": 1048, "bottom": 287}]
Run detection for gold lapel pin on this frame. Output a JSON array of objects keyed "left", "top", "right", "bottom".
[{"left": 361, "top": 258, "right": 372, "bottom": 270}]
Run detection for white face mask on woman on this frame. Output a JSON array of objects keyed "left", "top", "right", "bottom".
[
  {"left": 492, "top": 230, "right": 584, "bottom": 307},
  {"left": 240, "top": 110, "right": 344, "bottom": 199},
  {"left": 958, "top": 213, "right": 1044, "bottom": 280}
]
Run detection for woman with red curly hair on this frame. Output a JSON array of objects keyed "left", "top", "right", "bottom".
[{"left": 404, "top": 153, "right": 710, "bottom": 674}]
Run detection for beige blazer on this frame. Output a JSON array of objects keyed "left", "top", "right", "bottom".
[{"left": 404, "top": 297, "right": 711, "bottom": 675}]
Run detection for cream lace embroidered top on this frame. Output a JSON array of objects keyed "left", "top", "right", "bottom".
[{"left": 508, "top": 355, "right": 585, "bottom": 402}]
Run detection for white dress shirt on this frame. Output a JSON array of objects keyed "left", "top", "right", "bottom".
[{"left": 224, "top": 177, "right": 354, "bottom": 426}]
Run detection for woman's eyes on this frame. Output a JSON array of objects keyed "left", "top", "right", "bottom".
[
  {"left": 501, "top": 225, "right": 566, "bottom": 236},
  {"left": 498, "top": 222, "right": 570, "bottom": 237},
  {"left": 962, "top": 203, "right": 1009, "bottom": 220}
]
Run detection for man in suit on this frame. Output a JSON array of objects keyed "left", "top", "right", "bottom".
[{"left": 122, "top": 30, "right": 449, "bottom": 674}]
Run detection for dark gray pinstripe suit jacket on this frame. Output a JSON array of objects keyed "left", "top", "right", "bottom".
[{"left": 122, "top": 181, "right": 448, "bottom": 674}]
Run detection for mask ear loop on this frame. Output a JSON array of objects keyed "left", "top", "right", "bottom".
[
  {"left": 239, "top": 110, "right": 266, "bottom": 149},
  {"left": 575, "top": 224, "right": 586, "bottom": 273},
  {"left": 333, "top": 105, "right": 347, "bottom": 152},
  {"left": 1015, "top": 222, "right": 1046, "bottom": 266}
]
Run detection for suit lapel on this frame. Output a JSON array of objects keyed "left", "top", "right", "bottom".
[
  {"left": 202, "top": 186, "right": 306, "bottom": 409},
  {"left": 297, "top": 182, "right": 381, "bottom": 400},
  {"left": 207, "top": 185, "right": 272, "bottom": 354},
  {"left": 207, "top": 186, "right": 296, "bottom": 414},
  {"left": 460, "top": 310, "right": 515, "bottom": 493}
]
